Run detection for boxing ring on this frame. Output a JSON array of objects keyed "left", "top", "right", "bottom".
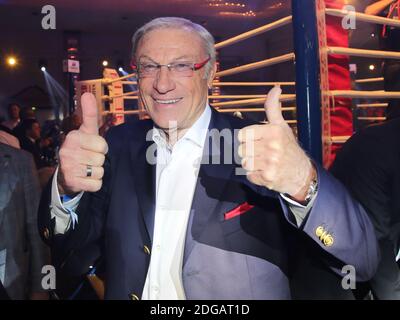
[{"left": 75, "top": 0, "right": 400, "bottom": 168}]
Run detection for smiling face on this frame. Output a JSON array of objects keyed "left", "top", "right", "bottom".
[{"left": 136, "top": 28, "right": 215, "bottom": 137}]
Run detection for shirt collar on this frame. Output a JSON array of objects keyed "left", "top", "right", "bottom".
[{"left": 152, "top": 105, "right": 211, "bottom": 149}]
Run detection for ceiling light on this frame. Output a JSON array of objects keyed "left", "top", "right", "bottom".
[{"left": 6, "top": 56, "right": 17, "bottom": 67}]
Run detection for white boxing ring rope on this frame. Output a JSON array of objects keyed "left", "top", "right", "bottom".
[
  {"left": 355, "top": 77, "right": 384, "bottom": 84},
  {"left": 215, "top": 53, "right": 295, "bottom": 78},
  {"left": 213, "top": 107, "right": 296, "bottom": 113},
  {"left": 358, "top": 116, "right": 386, "bottom": 121},
  {"left": 356, "top": 103, "right": 388, "bottom": 108},
  {"left": 210, "top": 95, "right": 297, "bottom": 108},
  {"left": 327, "top": 47, "right": 400, "bottom": 60},
  {"left": 214, "top": 16, "right": 293, "bottom": 49},
  {"left": 102, "top": 72, "right": 137, "bottom": 84},
  {"left": 330, "top": 90, "right": 400, "bottom": 99},
  {"left": 102, "top": 90, "right": 138, "bottom": 101}
]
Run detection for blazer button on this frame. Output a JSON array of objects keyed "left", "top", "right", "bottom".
[
  {"left": 129, "top": 293, "right": 140, "bottom": 300},
  {"left": 323, "top": 234, "right": 334, "bottom": 247},
  {"left": 43, "top": 228, "right": 50, "bottom": 240},
  {"left": 143, "top": 245, "right": 151, "bottom": 255},
  {"left": 315, "top": 226, "right": 324, "bottom": 238}
]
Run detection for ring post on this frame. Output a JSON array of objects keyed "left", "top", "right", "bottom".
[{"left": 291, "top": 0, "right": 323, "bottom": 164}]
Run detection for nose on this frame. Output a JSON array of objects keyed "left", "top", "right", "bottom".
[{"left": 153, "top": 66, "right": 175, "bottom": 94}]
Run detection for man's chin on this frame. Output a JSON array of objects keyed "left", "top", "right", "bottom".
[
  {"left": 151, "top": 113, "right": 178, "bottom": 127},
  {"left": 153, "top": 119, "right": 179, "bottom": 132}
]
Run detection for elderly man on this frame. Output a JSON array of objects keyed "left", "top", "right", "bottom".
[{"left": 39, "top": 17, "right": 379, "bottom": 300}]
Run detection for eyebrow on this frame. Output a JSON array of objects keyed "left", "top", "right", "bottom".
[{"left": 138, "top": 55, "right": 195, "bottom": 63}]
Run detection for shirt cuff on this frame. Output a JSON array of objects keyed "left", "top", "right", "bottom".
[
  {"left": 50, "top": 166, "right": 83, "bottom": 234},
  {"left": 279, "top": 192, "right": 318, "bottom": 227}
]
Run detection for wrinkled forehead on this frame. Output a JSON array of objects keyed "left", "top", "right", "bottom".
[{"left": 136, "top": 27, "right": 205, "bottom": 62}]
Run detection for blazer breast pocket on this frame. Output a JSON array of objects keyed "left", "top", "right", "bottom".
[
  {"left": 224, "top": 202, "right": 254, "bottom": 221},
  {"left": 221, "top": 202, "right": 255, "bottom": 236}
]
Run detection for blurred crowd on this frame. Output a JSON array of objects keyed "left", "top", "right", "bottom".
[
  {"left": 0, "top": 102, "right": 116, "bottom": 300},
  {"left": 0, "top": 103, "right": 118, "bottom": 188}
]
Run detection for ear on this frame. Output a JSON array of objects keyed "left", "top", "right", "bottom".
[{"left": 207, "top": 62, "right": 217, "bottom": 88}]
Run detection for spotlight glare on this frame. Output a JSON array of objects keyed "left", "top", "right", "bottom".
[
  {"left": 102, "top": 60, "right": 109, "bottom": 67},
  {"left": 6, "top": 56, "right": 17, "bottom": 67},
  {"left": 41, "top": 66, "right": 46, "bottom": 72},
  {"left": 369, "top": 64, "right": 375, "bottom": 71},
  {"left": 118, "top": 67, "right": 123, "bottom": 72}
]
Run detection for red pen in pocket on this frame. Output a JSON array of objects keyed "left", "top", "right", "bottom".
[{"left": 224, "top": 202, "right": 254, "bottom": 220}]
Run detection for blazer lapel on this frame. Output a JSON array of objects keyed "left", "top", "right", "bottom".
[
  {"left": 184, "top": 109, "right": 238, "bottom": 263},
  {"left": 129, "top": 122, "right": 156, "bottom": 244}
]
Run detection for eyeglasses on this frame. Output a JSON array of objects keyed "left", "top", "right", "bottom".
[{"left": 132, "top": 56, "right": 210, "bottom": 78}]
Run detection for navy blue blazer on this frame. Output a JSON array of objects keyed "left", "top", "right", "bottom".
[{"left": 39, "top": 108, "right": 379, "bottom": 299}]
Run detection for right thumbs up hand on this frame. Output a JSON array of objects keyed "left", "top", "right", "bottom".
[
  {"left": 58, "top": 93, "right": 109, "bottom": 195},
  {"left": 237, "top": 86, "right": 314, "bottom": 200}
]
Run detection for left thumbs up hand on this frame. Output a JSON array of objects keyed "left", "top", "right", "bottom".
[{"left": 238, "top": 86, "right": 315, "bottom": 201}]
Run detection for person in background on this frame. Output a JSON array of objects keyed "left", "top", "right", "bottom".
[
  {"left": 19, "top": 119, "right": 46, "bottom": 169},
  {"left": 1, "top": 103, "right": 21, "bottom": 130},
  {"left": 331, "top": 118, "right": 400, "bottom": 299},
  {"left": 12, "top": 107, "right": 36, "bottom": 142},
  {"left": 19, "top": 119, "right": 56, "bottom": 188},
  {"left": 0, "top": 142, "right": 49, "bottom": 299}
]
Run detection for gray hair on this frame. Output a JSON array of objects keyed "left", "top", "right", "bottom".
[{"left": 131, "top": 17, "right": 216, "bottom": 78}]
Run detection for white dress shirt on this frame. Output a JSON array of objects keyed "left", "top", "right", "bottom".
[
  {"left": 141, "top": 105, "right": 211, "bottom": 299},
  {"left": 50, "top": 105, "right": 314, "bottom": 299}
]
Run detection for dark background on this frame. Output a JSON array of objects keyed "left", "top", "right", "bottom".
[{"left": 0, "top": 0, "right": 380, "bottom": 123}]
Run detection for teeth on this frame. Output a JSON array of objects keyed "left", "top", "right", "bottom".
[{"left": 155, "top": 99, "right": 181, "bottom": 104}]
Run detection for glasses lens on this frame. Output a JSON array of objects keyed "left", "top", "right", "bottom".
[
  {"left": 170, "top": 62, "right": 193, "bottom": 77},
  {"left": 139, "top": 63, "right": 158, "bottom": 77}
]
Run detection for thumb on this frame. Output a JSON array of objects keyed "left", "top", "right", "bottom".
[
  {"left": 80, "top": 92, "right": 99, "bottom": 135},
  {"left": 264, "top": 85, "right": 284, "bottom": 124}
]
